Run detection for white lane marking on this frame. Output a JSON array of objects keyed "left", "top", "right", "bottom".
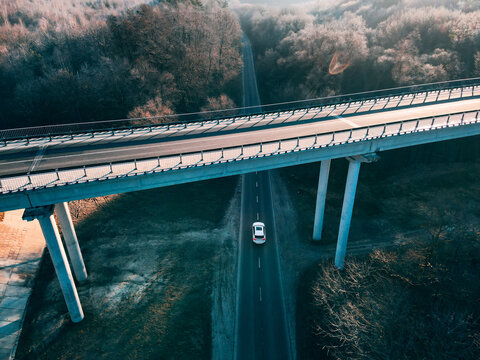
[
  {"left": 258, "top": 257, "right": 261, "bottom": 269},
  {"left": 256, "top": 213, "right": 259, "bottom": 220},
  {"left": 259, "top": 287, "right": 262, "bottom": 302},
  {"left": 256, "top": 195, "right": 258, "bottom": 203},
  {"left": 256, "top": 181, "right": 258, "bottom": 187},
  {"left": 334, "top": 114, "right": 358, "bottom": 127},
  {"left": 28, "top": 145, "right": 47, "bottom": 173},
  {"left": 255, "top": 171, "right": 258, "bottom": 175}
]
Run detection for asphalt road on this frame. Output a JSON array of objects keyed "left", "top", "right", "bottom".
[
  {"left": 234, "top": 36, "right": 291, "bottom": 360},
  {"left": 242, "top": 36, "right": 262, "bottom": 114},
  {"left": 235, "top": 171, "right": 291, "bottom": 360}
]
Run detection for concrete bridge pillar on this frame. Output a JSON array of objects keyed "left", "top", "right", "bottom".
[
  {"left": 335, "top": 153, "right": 379, "bottom": 270},
  {"left": 55, "top": 202, "right": 88, "bottom": 282},
  {"left": 335, "top": 159, "right": 361, "bottom": 270},
  {"left": 23, "top": 205, "right": 84, "bottom": 323},
  {"left": 313, "top": 159, "right": 331, "bottom": 241}
]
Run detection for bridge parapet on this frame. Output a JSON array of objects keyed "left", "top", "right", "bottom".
[
  {"left": 1, "top": 77, "right": 480, "bottom": 144},
  {"left": 0, "top": 110, "right": 478, "bottom": 200}
]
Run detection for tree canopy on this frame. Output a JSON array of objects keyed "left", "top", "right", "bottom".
[{"left": 0, "top": 0, "right": 242, "bottom": 129}]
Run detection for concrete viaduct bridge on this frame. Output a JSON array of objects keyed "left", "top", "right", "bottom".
[{"left": 1, "top": 78, "right": 480, "bottom": 322}]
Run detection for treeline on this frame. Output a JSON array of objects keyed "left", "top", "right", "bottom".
[
  {"left": 237, "top": 0, "right": 480, "bottom": 104},
  {"left": 0, "top": 0, "right": 242, "bottom": 129}
]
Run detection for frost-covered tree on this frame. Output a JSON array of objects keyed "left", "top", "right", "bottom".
[{"left": 237, "top": 0, "right": 480, "bottom": 102}]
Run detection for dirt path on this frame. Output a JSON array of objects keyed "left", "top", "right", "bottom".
[{"left": 0, "top": 210, "right": 45, "bottom": 360}]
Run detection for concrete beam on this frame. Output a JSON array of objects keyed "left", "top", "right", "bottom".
[
  {"left": 313, "top": 159, "right": 331, "bottom": 241},
  {"left": 23, "top": 205, "right": 84, "bottom": 322},
  {"left": 55, "top": 202, "right": 88, "bottom": 282}
]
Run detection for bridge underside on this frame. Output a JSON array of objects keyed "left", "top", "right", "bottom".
[{"left": 1, "top": 120, "right": 479, "bottom": 212}]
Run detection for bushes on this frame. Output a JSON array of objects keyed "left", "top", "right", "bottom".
[{"left": 301, "top": 229, "right": 480, "bottom": 359}]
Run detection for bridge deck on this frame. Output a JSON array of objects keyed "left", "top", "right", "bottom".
[
  {"left": 2, "top": 84, "right": 480, "bottom": 153},
  {"left": 0, "top": 85, "right": 479, "bottom": 212}
]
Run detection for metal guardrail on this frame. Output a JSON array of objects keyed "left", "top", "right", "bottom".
[
  {"left": 1, "top": 77, "right": 480, "bottom": 142},
  {"left": 1, "top": 110, "right": 478, "bottom": 194}
]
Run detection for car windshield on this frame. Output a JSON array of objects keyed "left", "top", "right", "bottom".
[{"left": 255, "top": 227, "right": 263, "bottom": 232}]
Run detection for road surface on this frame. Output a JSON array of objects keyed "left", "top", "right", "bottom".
[
  {"left": 1, "top": 97, "right": 478, "bottom": 177},
  {"left": 234, "top": 36, "right": 291, "bottom": 360}
]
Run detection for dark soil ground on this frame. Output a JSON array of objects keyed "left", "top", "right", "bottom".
[
  {"left": 281, "top": 140, "right": 480, "bottom": 246},
  {"left": 15, "top": 176, "right": 239, "bottom": 360},
  {"left": 277, "top": 139, "right": 480, "bottom": 359},
  {"left": 297, "top": 237, "right": 480, "bottom": 359}
]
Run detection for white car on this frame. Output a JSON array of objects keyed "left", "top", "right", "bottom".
[{"left": 252, "top": 222, "right": 266, "bottom": 244}]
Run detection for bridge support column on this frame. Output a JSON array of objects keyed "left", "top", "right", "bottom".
[
  {"left": 335, "top": 159, "right": 361, "bottom": 270},
  {"left": 23, "top": 205, "right": 84, "bottom": 323},
  {"left": 335, "top": 153, "right": 379, "bottom": 270},
  {"left": 55, "top": 202, "right": 88, "bottom": 282},
  {"left": 313, "top": 159, "right": 331, "bottom": 241}
]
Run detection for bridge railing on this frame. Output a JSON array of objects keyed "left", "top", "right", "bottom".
[
  {"left": 1, "top": 77, "right": 480, "bottom": 143},
  {"left": 1, "top": 110, "right": 479, "bottom": 194}
]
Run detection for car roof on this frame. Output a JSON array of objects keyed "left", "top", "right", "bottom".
[{"left": 252, "top": 222, "right": 265, "bottom": 227}]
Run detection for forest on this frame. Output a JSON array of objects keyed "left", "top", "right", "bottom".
[
  {"left": 237, "top": 0, "right": 480, "bottom": 104},
  {"left": 3, "top": 0, "right": 480, "bottom": 129},
  {"left": 0, "top": 0, "right": 242, "bottom": 129}
]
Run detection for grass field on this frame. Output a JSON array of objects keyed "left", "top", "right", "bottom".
[{"left": 16, "top": 176, "right": 239, "bottom": 360}]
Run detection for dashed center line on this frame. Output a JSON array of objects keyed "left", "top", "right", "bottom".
[
  {"left": 256, "top": 195, "right": 258, "bottom": 203},
  {"left": 259, "top": 287, "right": 262, "bottom": 302},
  {"left": 258, "top": 257, "right": 261, "bottom": 269},
  {"left": 28, "top": 145, "right": 48, "bottom": 173},
  {"left": 256, "top": 181, "right": 258, "bottom": 187},
  {"left": 334, "top": 114, "right": 358, "bottom": 127}
]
